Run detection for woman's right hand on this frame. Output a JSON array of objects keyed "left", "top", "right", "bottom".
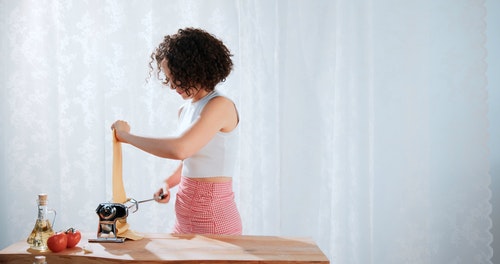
[
  {"left": 154, "top": 182, "right": 170, "bottom": 203},
  {"left": 111, "top": 120, "right": 131, "bottom": 143}
]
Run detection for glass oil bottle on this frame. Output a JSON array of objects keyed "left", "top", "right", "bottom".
[{"left": 27, "top": 193, "right": 56, "bottom": 251}]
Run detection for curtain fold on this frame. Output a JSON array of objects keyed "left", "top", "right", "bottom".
[{"left": 0, "top": 0, "right": 492, "bottom": 263}]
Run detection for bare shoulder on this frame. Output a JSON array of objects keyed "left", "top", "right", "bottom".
[
  {"left": 205, "top": 95, "right": 236, "bottom": 111},
  {"left": 203, "top": 96, "right": 238, "bottom": 131}
]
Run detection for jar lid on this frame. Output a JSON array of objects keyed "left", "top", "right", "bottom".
[{"left": 34, "top": 255, "right": 46, "bottom": 264}]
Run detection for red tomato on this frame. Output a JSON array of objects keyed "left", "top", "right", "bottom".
[
  {"left": 65, "top": 228, "right": 82, "bottom": 248},
  {"left": 47, "top": 232, "right": 68, "bottom": 253}
]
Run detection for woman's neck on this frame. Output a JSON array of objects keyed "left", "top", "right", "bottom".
[{"left": 191, "top": 89, "right": 213, "bottom": 103}]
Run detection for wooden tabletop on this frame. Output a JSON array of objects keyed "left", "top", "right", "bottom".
[{"left": 0, "top": 233, "right": 329, "bottom": 263}]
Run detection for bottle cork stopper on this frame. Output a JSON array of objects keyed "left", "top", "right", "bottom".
[{"left": 38, "top": 193, "right": 48, "bottom": 205}]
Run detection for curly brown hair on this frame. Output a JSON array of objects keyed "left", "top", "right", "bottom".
[{"left": 149, "top": 28, "right": 233, "bottom": 96}]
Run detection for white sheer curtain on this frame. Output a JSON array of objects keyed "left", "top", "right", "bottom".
[{"left": 0, "top": 0, "right": 493, "bottom": 263}]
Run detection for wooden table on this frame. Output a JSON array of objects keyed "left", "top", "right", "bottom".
[{"left": 0, "top": 233, "right": 329, "bottom": 263}]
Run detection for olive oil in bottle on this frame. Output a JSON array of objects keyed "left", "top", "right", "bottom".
[{"left": 27, "top": 194, "right": 56, "bottom": 251}]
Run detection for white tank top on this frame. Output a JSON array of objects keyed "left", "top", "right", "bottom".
[{"left": 178, "top": 90, "right": 238, "bottom": 178}]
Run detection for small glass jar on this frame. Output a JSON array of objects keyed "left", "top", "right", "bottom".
[
  {"left": 26, "top": 194, "right": 57, "bottom": 251},
  {"left": 33, "top": 255, "right": 47, "bottom": 264}
]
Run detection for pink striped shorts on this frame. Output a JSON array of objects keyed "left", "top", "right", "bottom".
[{"left": 172, "top": 176, "right": 242, "bottom": 235}]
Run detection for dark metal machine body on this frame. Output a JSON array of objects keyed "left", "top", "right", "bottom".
[
  {"left": 88, "top": 195, "right": 162, "bottom": 243},
  {"left": 88, "top": 199, "right": 138, "bottom": 243}
]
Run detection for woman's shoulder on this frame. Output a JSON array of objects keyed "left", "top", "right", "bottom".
[
  {"left": 203, "top": 95, "right": 238, "bottom": 132},
  {"left": 205, "top": 90, "right": 233, "bottom": 105}
]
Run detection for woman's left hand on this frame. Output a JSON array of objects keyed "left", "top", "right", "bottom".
[{"left": 111, "top": 120, "right": 131, "bottom": 142}]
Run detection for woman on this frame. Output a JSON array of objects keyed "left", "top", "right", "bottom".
[{"left": 111, "top": 28, "right": 242, "bottom": 235}]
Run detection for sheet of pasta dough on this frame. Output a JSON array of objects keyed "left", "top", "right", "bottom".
[{"left": 112, "top": 130, "right": 143, "bottom": 240}]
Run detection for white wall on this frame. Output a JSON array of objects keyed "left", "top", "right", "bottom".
[{"left": 487, "top": 0, "right": 500, "bottom": 263}]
